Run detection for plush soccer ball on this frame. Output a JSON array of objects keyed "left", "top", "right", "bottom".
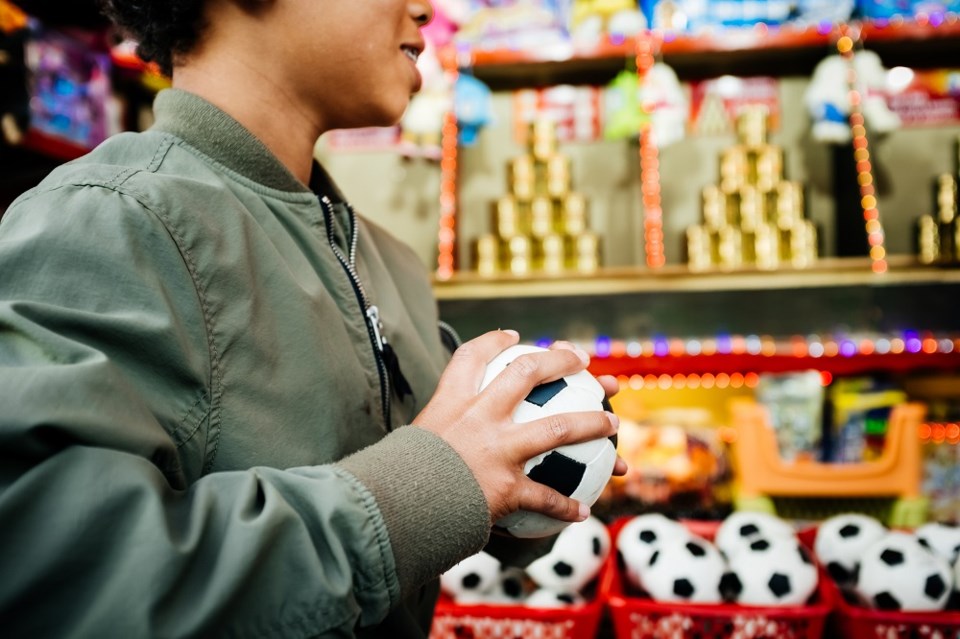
[
  {"left": 855, "top": 531, "right": 953, "bottom": 611},
  {"left": 527, "top": 515, "right": 610, "bottom": 593},
  {"left": 440, "top": 551, "right": 501, "bottom": 603},
  {"left": 525, "top": 588, "right": 585, "bottom": 608},
  {"left": 916, "top": 522, "right": 960, "bottom": 566},
  {"left": 480, "top": 345, "right": 618, "bottom": 538},
  {"left": 715, "top": 511, "right": 796, "bottom": 560},
  {"left": 640, "top": 534, "right": 727, "bottom": 604},
  {"left": 484, "top": 565, "right": 530, "bottom": 605},
  {"left": 814, "top": 513, "right": 887, "bottom": 588},
  {"left": 616, "top": 513, "right": 690, "bottom": 590},
  {"left": 723, "top": 536, "right": 818, "bottom": 606}
]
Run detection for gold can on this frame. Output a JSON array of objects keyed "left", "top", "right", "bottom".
[
  {"left": 535, "top": 233, "right": 566, "bottom": 274},
  {"left": 561, "top": 193, "right": 589, "bottom": 236},
  {"left": 917, "top": 215, "right": 940, "bottom": 264},
  {"left": 492, "top": 196, "right": 525, "bottom": 238},
  {"left": 738, "top": 185, "right": 763, "bottom": 232},
  {"left": 503, "top": 235, "right": 532, "bottom": 276},
  {"left": 571, "top": 232, "right": 601, "bottom": 273},
  {"left": 755, "top": 145, "right": 783, "bottom": 192},
  {"left": 509, "top": 156, "right": 536, "bottom": 199},
  {"left": 546, "top": 154, "right": 572, "bottom": 198},
  {"left": 937, "top": 174, "right": 957, "bottom": 225},
  {"left": 720, "top": 147, "right": 748, "bottom": 193},
  {"left": 736, "top": 105, "right": 769, "bottom": 148},
  {"left": 754, "top": 222, "right": 779, "bottom": 270},
  {"left": 529, "top": 196, "right": 555, "bottom": 239},
  {"left": 776, "top": 181, "right": 804, "bottom": 231},
  {"left": 529, "top": 119, "right": 557, "bottom": 160},
  {"left": 686, "top": 225, "right": 713, "bottom": 271},
  {"left": 717, "top": 225, "right": 742, "bottom": 271},
  {"left": 473, "top": 234, "right": 500, "bottom": 277},
  {"left": 790, "top": 221, "right": 818, "bottom": 268},
  {"left": 702, "top": 185, "right": 727, "bottom": 230}
]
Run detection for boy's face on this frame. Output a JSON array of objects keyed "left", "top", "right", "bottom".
[{"left": 281, "top": 0, "right": 434, "bottom": 131}]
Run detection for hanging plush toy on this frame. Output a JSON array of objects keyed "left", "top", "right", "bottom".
[
  {"left": 804, "top": 49, "right": 901, "bottom": 144},
  {"left": 604, "top": 62, "right": 687, "bottom": 147},
  {"left": 455, "top": 73, "right": 494, "bottom": 146},
  {"left": 571, "top": 0, "right": 646, "bottom": 47}
]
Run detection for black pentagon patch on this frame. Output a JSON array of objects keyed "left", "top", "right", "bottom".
[
  {"left": 798, "top": 546, "right": 813, "bottom": 564},
  {"left": 639, "top": 530, "right": 657, "bottom": 544},
  {"left": 925, "top": 574, "right": 947, "bottom": 600},
  {"left": 953, "top": 544, "right": 960, "bottom": 561},
  {"left": 768, "top": 573, "right": 792, "bottom": 598},
  {"left": 525, "top": 378, "right": 568, "bottom": 407},
  {"left": 873, "top": 592, "right": 902, "bottom": 610},
  {"left": 749, "top": 539, "right": 771, "bottom": 552},
  {"left": 719, "top": 572, "right": 743, "bottom": 601},
  {"left": 673, "top": 578, "right": 695, "bottom": 598},
  {"left": 739, "top": 523, "right": 760, "bottom": 537},
  {"left": 880, "top": 549, "right": 905, "bottom": 566},
  {"left": 526, "top": 451, "right": 585, "bottom": 497},
  {"left": 592, "top": 536, "right": 602, "bottom": 557},
  {"left": 557, "top": 593, "right": 576, "bottom": 604},
  {"left": 463, "top": 573, "right": 481, "bottom": 589},
  {"left": 686, "top": 541, "right": 707, "bottom": 557},
  {"left": 602, "top": 397, "right": 618, "bottom": 448},
  {"left": 552, "top": 561, "right": 573, "bottom": 577},
  {"left": 649, "top": 550, "right": 659, "bottom": 567},
  {"left": 616, "top": 550, "right": 626, "bottom": 571},
  {"left": 839, "top": 524, "right": 861, "bottom": 538},
  {"left": 827, "top": 561, "right": 851, "bottom": 584},
  {"left": 919, "top": 538, "right": 932, "bottom": 550},
  {"left": 503, "top": 576, "right": 524, "bottom": 598}
]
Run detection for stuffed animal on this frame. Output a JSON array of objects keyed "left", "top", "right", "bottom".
[
  {"left": 804, "top": 49, "right": 900, "bottom": 144},
  {"left": 604, "top": 62, "right": 687, "bottom": 147},
  {"left": 571, "top": 0, "right": 646, "bottom": 46}
]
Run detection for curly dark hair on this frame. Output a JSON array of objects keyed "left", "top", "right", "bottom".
[{"left": 98, "top": 0, "right": 269, "bottom": 76}]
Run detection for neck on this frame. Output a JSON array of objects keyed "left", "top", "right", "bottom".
[{"left": 172, "top": 58, "right": 323, "bottom": 186}]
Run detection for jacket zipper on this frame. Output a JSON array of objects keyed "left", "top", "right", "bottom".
[{"left": 319, "top": 195, "right": 392, "bottom": 430}]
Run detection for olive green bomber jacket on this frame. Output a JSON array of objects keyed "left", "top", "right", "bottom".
[{"left": 0, "top": 89, "right": 489, "bottom": 637}]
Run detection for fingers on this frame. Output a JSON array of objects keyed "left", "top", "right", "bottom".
[
  {"left": 510, "top": 409, "right": 618, "bottom": 466},
  {"left": 596, "top": 374, "right": 619, "bottom": 398},
  {"left": 517, "top": 479, "right": 591, "bottom": 523},
  {"left": 482, "top": 347, "right": 589, "bottom": 411},
  {"left": 434, "top": 328, "right": 520, "bottom": 398},
  {"left": 612, "top": 455, "right": 629, "bottom": 476}
]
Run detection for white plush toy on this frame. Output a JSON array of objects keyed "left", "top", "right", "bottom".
[{"left": 804, "top": 49, "right": 901, "bottom": 144}]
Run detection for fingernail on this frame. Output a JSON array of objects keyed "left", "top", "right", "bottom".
[
  {"left": 607, "top": 411, "right": 620, "bottom": 430},
  {"left": 502, "top": 329, "right": 519, "bottom": 339},
  {"left": 573, "top": 348, "right": 590, "bottom": 366},
  {"left": 578, "top": 503, "right": 591, "bottom": 520}
]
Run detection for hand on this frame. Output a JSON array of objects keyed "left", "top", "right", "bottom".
[{"left": 413, "top": 329, "right": 620, "bottom": 526}]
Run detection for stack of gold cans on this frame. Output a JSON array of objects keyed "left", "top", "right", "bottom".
[
  {"left": 916, "top": 138, "right": 960, "bottom": 265},
  {"left": 472, "top": 119, "right": 601, "bottom": 277},
  {"left": 686, "top": 105, "right": 818, "bottom": 271}
]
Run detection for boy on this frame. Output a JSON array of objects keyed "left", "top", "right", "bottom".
[{"left": 0, "top": 0, "right": 621, "bottom": 636}]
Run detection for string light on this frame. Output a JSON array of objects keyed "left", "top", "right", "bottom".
[
  {"left": 837, "top": 27, "right": 888, "bottom": 274},
  {"left": 636, "top": 32, "right": 666, "bottom": 269},
  {"left": 436, "top": 56, "right": 460, "bottom": 281}
]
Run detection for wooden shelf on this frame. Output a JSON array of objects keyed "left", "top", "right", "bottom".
[{"left": 432, "top": 256, "right": 960, "bottom": 301}]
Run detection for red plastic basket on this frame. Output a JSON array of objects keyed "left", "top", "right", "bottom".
[
  {"left": 429, "top": 565, "right": 607, "bottom": 639},
  {"left": 603, "top": 518, "right": 836, "bottom": 639},
  {"left": 831, "top": 595, "right": 960, "bottom": 639}
]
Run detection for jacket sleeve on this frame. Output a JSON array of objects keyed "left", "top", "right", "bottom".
[{"left": 0, "top": 183, "right": 489, "bottom": 638}]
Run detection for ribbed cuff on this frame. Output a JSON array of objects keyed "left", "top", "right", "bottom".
[{"left": 336, "top": 426, "right": 490, "bottom": 594}]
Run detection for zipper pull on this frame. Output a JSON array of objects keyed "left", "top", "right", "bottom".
[
  {"left": 366, "top": 306, "right": 385, "bottom": 352},
  {"left": 367, "top": 305, "right": 414, "bottom": 401}
]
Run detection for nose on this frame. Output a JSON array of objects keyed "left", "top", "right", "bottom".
[{"left": 410, "top": 1, "right": 433, "bottom": 27}]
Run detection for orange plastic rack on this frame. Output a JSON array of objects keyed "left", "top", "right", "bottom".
[{"left": 730, "top": 400, "right": 928, "bottom": 526}]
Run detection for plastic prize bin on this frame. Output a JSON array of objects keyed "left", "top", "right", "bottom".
[
  {"left": 429, "top": 562, "right": 607, "bottom": 639},
  {"left": 602, "top": 518, "right": 836, "bottom": 639}
]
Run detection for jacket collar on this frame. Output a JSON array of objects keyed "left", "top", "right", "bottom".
[{"left": 150, "top": 88, "right": 312, "bottom": 194}]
